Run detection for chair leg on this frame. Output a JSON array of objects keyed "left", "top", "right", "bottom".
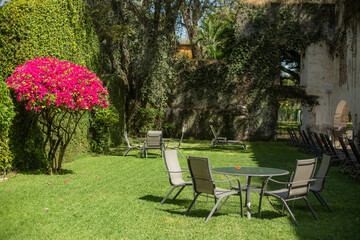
[
  {"left": 123, "top": 148, "right": 131, "bottom": 157},
  {"left": 258, "top": 192, "right": 264, "bottom": 218},
  {"left": 216, "top": 196, "right": 229, "bottom": 211},
  {"left": 312, "top": 191, "right": 325, "bottom": 207},
  {"left": 240, "top": 193, "right": 244, "bottom": 217},
  {"left": 172, "top": 186, "right": 185, "bottom": 200},
  {"left": 185, "top": 193, "right": 200, "bottom": 216},
  {"left": 315, "top": 192, "right": 332, "bottom": 212},
  {"left": 281, "top": 199, "right": 299, "bottom": 226},
  {"left": 160, "top": 187, "right": 177, "bottom": 204},
  {"left": 205, "top": 197, "right": 223, "bottom": 223},
  {"left": 304, "top": 196, "right": 319, "bottom": 220},
  {"left": 177, "top": 148, "right": 184, "bottom": 158}
]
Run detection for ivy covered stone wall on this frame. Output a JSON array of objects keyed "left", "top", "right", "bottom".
[
  {"left": 165, "top": 60, "right": 249, "bottom": 140},
  {"left": 166, "top": 3, "right": 334, "bottom": 141},
  {"left": 0, "top": 0, "right": 101, "bottom": 170}
]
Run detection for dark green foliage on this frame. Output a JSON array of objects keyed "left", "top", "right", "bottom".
[
  {"left": 86, "top": 0, "right": 181, "bottom": 136},
  {"left": 89, "top": 106, "right": 119, "bottom": 154},
  {"left": 0, "top": 78, "right": 15, "bottom": 173},
  {"left": 0, "top": 0, "right": 101, "bottom": 170},
  {"left": 227, "top": 3, "right": 333, "bottom": 140},
  {"left": 167, "top": 59, "right": 248, "bottom": 140},
  {"left": 162, "top": 123, "right": 176, "bottom": 138}
]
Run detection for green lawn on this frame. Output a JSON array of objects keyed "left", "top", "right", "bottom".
[{"left": 1, "top": 140, "right": 359, "bottom": 239}]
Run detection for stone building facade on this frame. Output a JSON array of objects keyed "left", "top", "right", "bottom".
[{"left": 301, "top": 0, "right": 360, "bottom": 141}]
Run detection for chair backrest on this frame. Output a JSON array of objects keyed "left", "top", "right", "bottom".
[
  {"left": 307, "top": 131, "right": 317, "bottom": 147},
  {"left": 312, "top": 155, "right": 331, "bottom": 191},
  {"left": 348, "top": 140, "right": 360, "bottom": 164},
  {"left": 146, "top": 130, "right": 163, "bottom": 148},
  {"left": 325, "top": 134, "right": 337, "bottom": 155},
  {"left": 210, "top": 125, "right": 217, "bottom": 139},
  {"left": 313, "top": 132, "right": 325, "bottom": 152},
  {"left": 124, "top": 131, "right": 131, "bottom": 148},
  {"left": 289, "top": 158, "right": 317, "bottom": 197},
  {"left": 320, "top": 133, "right": 332, "bottom": 154},
  {"left": 164, "top": 150, "right": 184, "bottom": 186},
  {"left": 301, "top": 130, "right": 311, "bottom": 145},
  {"left": 187, "top": 156, "right": 215, "bottom": 195},
  {"left": 338, "top": 137, "right": 352, "bottom": 160},
  {"left": 291, "top": 128, "right": 300, "bottom": 142}
]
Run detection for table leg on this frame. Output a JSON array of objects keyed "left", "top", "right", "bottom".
[{"left": 246, "top": 176, "right": 252, "bottom": 219}]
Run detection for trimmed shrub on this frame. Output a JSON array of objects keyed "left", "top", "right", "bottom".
[{"left": 0, "top": 0, "right": 101, "bottom": 170}]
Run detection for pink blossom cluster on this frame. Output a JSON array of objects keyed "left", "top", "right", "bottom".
[{"left": 6, "top": 57, "right": 109, "bottom": 111}]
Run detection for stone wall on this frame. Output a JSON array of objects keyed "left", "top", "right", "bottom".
[{"left": 301, "top": 0, "right": 360, "bottom": 141}]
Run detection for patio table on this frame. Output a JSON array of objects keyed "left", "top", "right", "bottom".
[{"left": 212, "top": 166, "right": 289, "bottom": 219}]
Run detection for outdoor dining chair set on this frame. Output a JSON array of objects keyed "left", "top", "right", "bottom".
[
  {"left": 161, "top": 149, "right": 332, "bottom": 225},
  {"left": 123, "top": 127, "right": 185, "bottom": 158}
]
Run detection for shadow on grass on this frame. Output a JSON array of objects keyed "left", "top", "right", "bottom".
[
  {"left": 139, "top": 195, "right": 191, "bottom": 208},
  {"left": 20, "top": 168, "right": 75, "bottom": 175}
]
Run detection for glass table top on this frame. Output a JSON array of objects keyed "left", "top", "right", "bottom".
[{"left": 212, "top": 166, "right": 289, "bottom": 177}]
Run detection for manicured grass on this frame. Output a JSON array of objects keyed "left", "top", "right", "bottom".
[{"left": 1, "top": 140, "right": 359, "bottom": 239}]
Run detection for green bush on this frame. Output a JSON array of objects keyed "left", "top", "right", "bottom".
[
  {"left": 0, "top": 0, "right": 101, "bottom": 170},
  {"left": 0, "top": 80, "right": 15, "bottom": 174},
  {"left": 89, "top": 106, "right": 119, "bottom": 154}
]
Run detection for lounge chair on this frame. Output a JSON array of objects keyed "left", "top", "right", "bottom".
[
  {"left": 142, "top": 130, "right": 164, "bottom": 158},
  {"left": 166, "top": 126, "right": 185, "bottom": 158},
  {"left": 123, "top": 131, "right": 142, "bottom": 157},
  {"left": 348, "top": 140, "right": 360, "bottom": 180},
  {"left": 338, "top": 137, "right": 356, "bottom": 174},
  {"left": 210, "top": 125, "right": 246, "bottom": 150},
  {"left": 185, "top": 156, "right": 244, "bottom": 223},
  {"left": 258, "top": 158, "right": 318, "bottom": 226},
  {"left": 310, "top": 155, "right": 332, "bottom": 212},
  {"left": 160, "top": 150, "right": 193, "bottom": 204}
]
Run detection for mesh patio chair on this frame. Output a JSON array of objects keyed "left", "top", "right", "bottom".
[
  {"left": 310, "top": 154, "right": 332, "bottom": 212},
  {"left": 185, "top": 156, "right": 244, "bottom": 223},
  {"left": 160, "top": 150, "right": 193, "bottom": 204},
  {"left": 320, "top": 133, "right": 346, "bottom": 165},
  {"left": 166, "top": 126, "right": 185, "bottom": 158},
  {"left": 123, "top": 131, "right": 142, "bottom": 157},
  {"left": 142, "top": 130, "right": 165, "bottom": 158},
  {"left": 338, "top": 137, "right": 356, "bottom": 174},
  {"left": 210, "top": 125, "right": 246, "bottom": 150},
  {"left": 313, "top": 132, "right": 326, "bottom": 155},
  {"left": 348, "top": 140, "right": 360, "bottom": 180},
  {"left": 258, "top": 158, "right": 318, "bottom": 226}
]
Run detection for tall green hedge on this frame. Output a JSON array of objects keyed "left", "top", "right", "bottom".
[
  {"left": 0, "top": 0, "right": 101, "bottom": 170},
  {"left": 0, "top": 80, "right": 15, "bottom": 174}
]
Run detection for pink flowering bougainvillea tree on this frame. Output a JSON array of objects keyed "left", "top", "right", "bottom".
[{"left": 6, "top": 57, "right": 109, "bottom": 174}]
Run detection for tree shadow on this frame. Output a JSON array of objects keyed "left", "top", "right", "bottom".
[
  {"left": 20, "top": 168, "right": 75, "bottom": 175},
  {"left": 139, "top": 195, "right": 191, "bottom": 208}
]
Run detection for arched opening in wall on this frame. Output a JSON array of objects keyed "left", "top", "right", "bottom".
[
  {"left": 333, "top": 100, "right": 353, "bottom": 141},
  {"left": 277, "top": 100, "right": 301, "bottom": 139}
]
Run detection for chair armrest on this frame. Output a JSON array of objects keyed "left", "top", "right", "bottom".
[
  {"left": 268, "top": 178, "right": 316, "bottom": 185},
  {"left": 166, "top": 140, "right": 179, "bottom": 147},
  {"left": 313, "top": 176, "right": 329, "bottom": 179},
  {"left": 216, "top": 137, "right": 227, "bottom": 140},
  {"left": 214, "top": 178, "right": 242, "bottom": 192},
  {"left": 165, "top": 170, "right": 188, "bottom": 173}
]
